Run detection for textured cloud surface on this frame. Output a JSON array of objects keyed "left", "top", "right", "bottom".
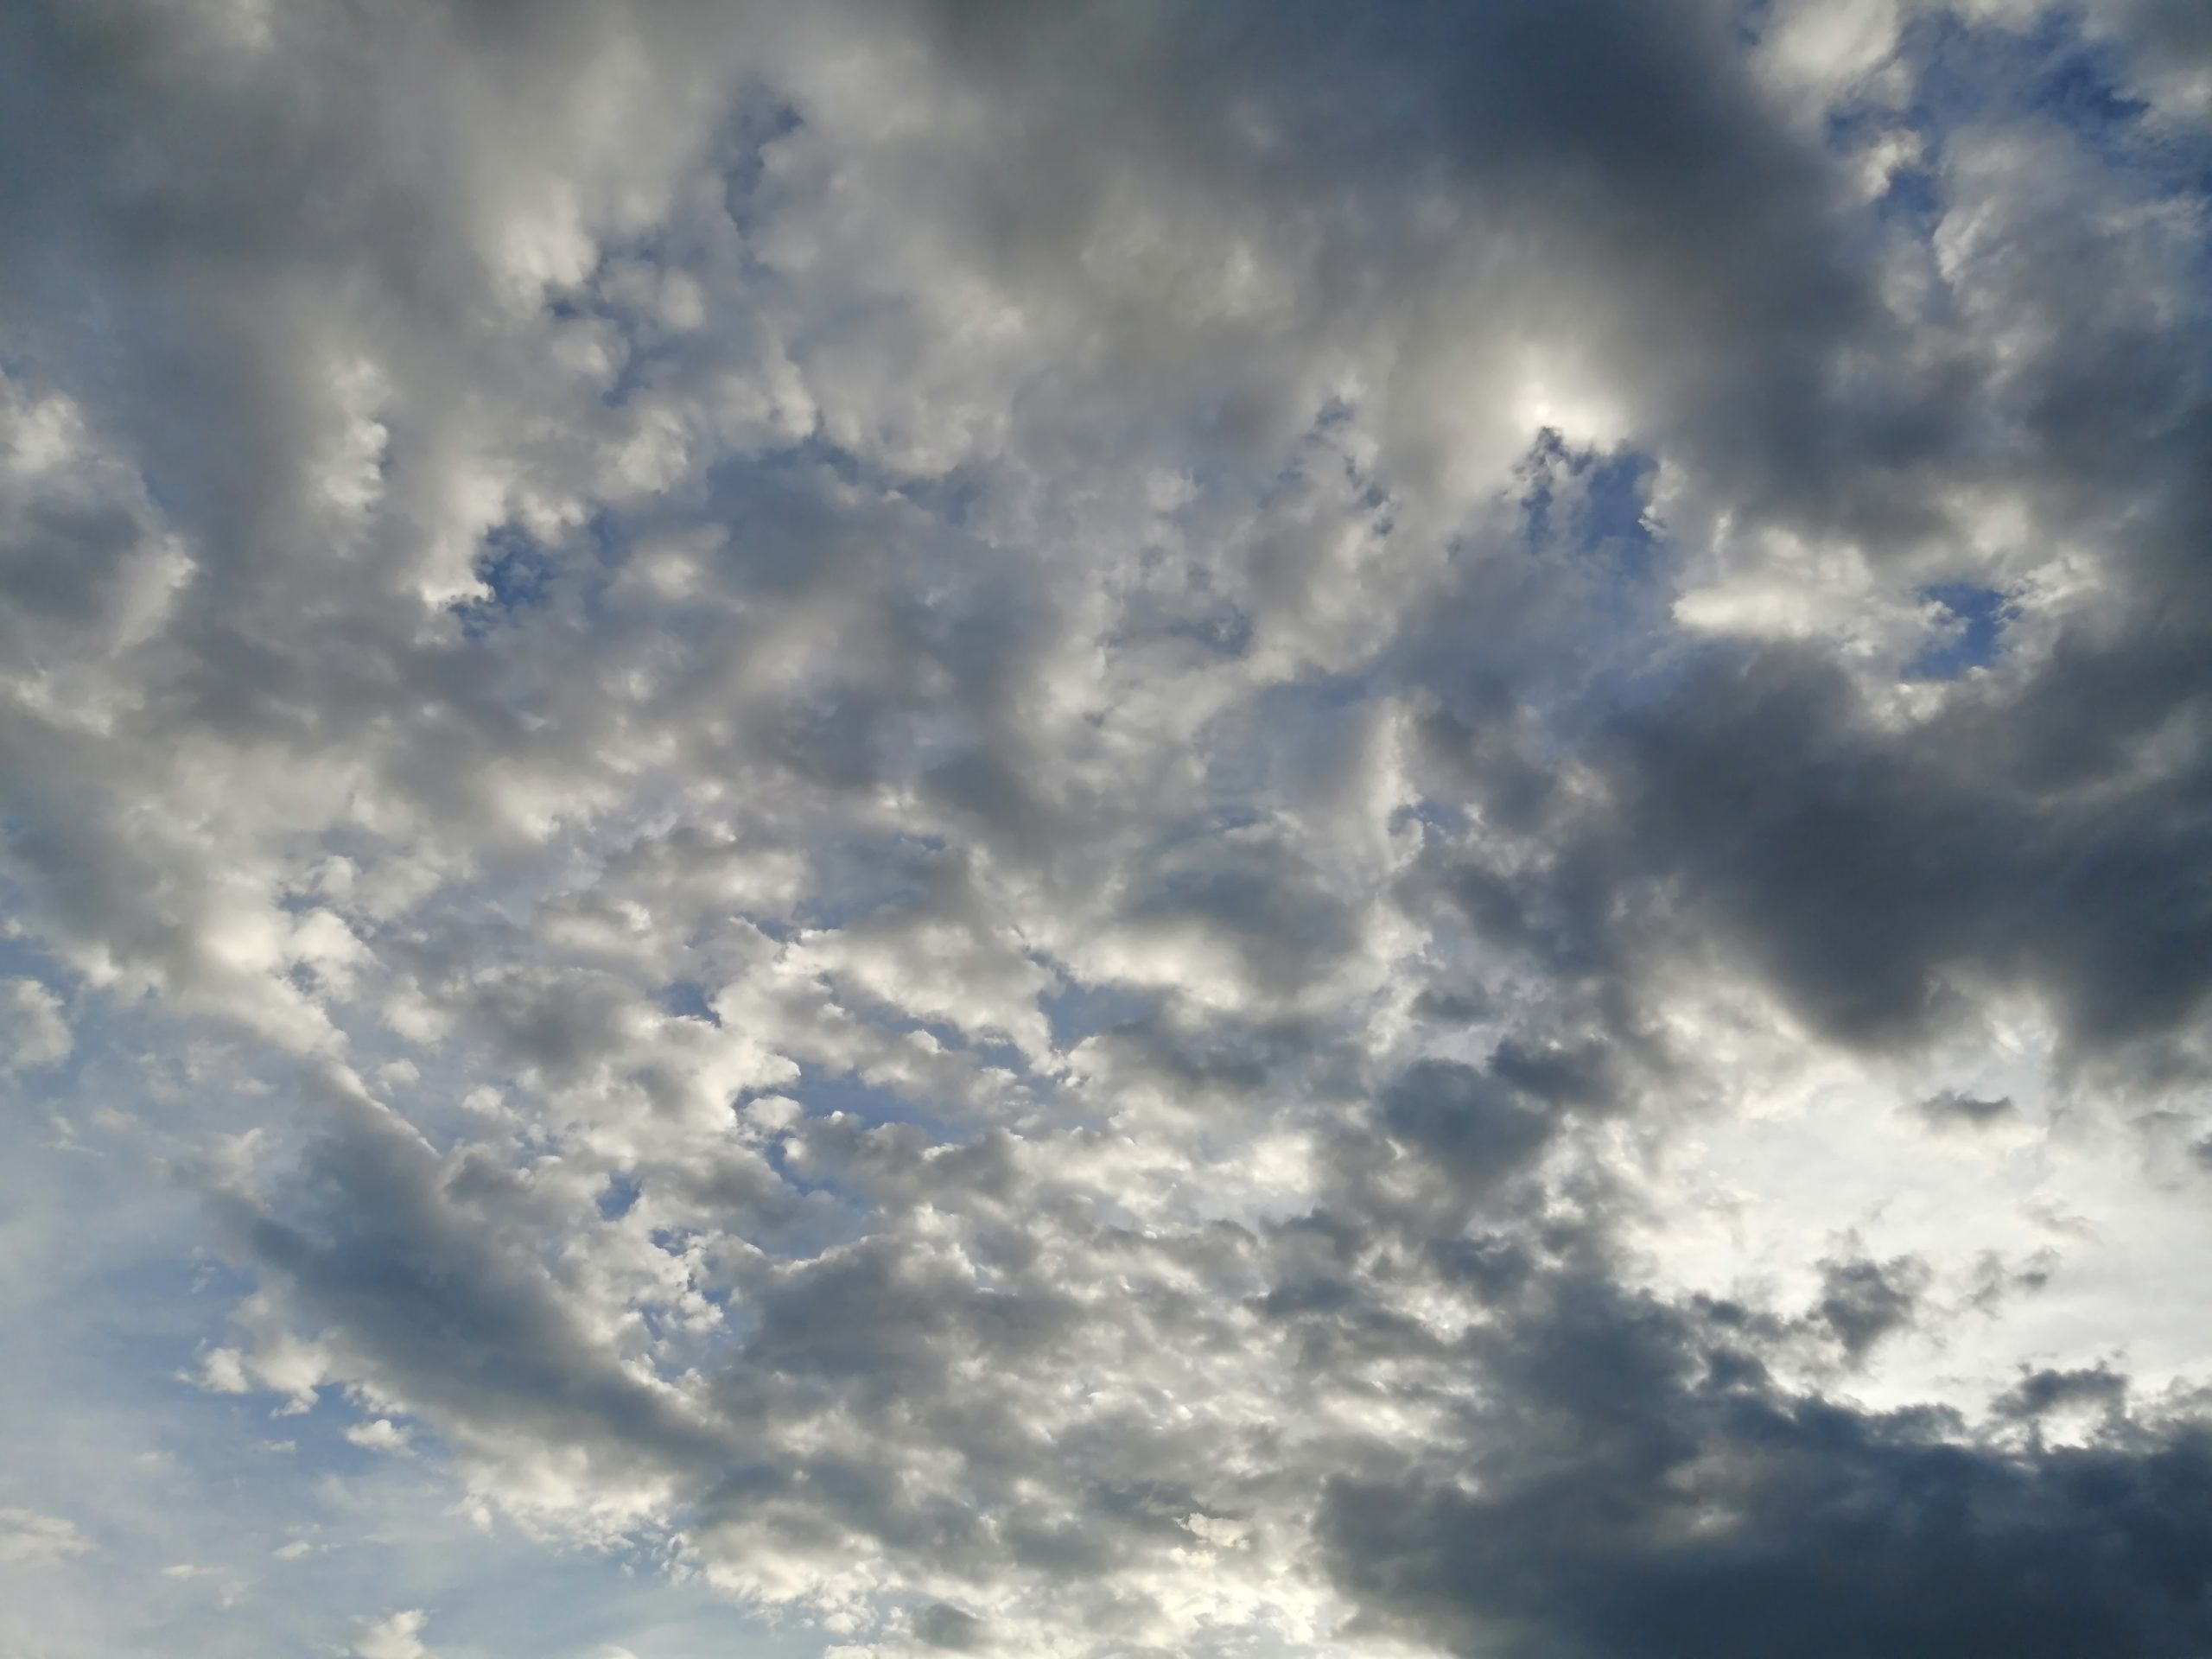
[{"left": 3, "top": 3, "right": 2212, "bottom": 1656}]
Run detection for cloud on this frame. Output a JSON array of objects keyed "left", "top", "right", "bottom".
[
  {"left": 1317, "top": 1276, "right": 2212, "bottom": 1659},
  {"left": 1915, "top": 1089, "right": 2019, "bottom": 1131},
  {"left": 0, "top": 0, "right": 2208, "bottom": 1656},
  {"left": 0, "top": 979, "right": 70, "bottom": 1072},
  {"left": 1814, "top": 1251, "right": 1931, "bottom": 1362},
  {"left": 911, "top": 1604, "right": 988, "bottom": 1652},
  {"left": 342, "top": 1419, "right": 411, "bottom": 1453},
  {"left": 0, "top": 1509, "right": 92, "bottom": 1567},
  {"left": 353, "top": 1610, "right": 430, "bottom": 1659}
]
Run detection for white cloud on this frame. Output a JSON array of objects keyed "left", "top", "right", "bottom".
[
  {"left": 343, "top": 1420, "right": 412, "bottom": 1453},
  {"left": 0, "top": 1509, "right": 92, "bottom": 1567},
  {"left": 353, "top": 1610, "right": 430, "bottom": 1659},
  {"left": 0, "top": 980, "right": 70, "bottom": 1072}
]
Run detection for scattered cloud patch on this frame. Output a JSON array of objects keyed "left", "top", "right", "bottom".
[
  {"left": 353, "top": 1610, "right": 430, "bottom": 1659},
  {"left": 0, "top": 1510, "right": 92, "bottom": 1567},
  {"left": 1915, "top": 1088, "right": 2020, "bottom": 1130}
]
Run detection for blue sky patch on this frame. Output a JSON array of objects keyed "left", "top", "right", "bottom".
[{"left": 1910, "top": 582, "right": 2014, "bottom": 680}]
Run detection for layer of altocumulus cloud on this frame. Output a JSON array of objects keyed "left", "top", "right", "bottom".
[{"left": 2, "top": 1, "right": 2211, "bottom": 1656}]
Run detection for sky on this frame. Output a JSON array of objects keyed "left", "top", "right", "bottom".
[{"left": 3, "top": 1, "right": 2212, "bottom": 1656}]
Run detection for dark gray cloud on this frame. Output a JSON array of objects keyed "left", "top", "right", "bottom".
[
  {"left": 1916, "top": 1090, "right": 2018, "bottom": 1131},
  {"left": 1605, "top": 647, "right": 2212, "bottom": 1062},
  {"left": 912, "top": 1602, "right": 988, "bottom": 1651},
  {"left": 1993, "top": 1363, "right": 2131, "bottom": 1423},
  {"left": 1815, "top": 1251, "right": 1931, "bottom": 1362},
  {"left": 1320, "top": 1277, "right": 2212, "bottom": 1659}
]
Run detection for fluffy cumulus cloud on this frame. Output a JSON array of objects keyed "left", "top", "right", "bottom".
[
  {"left": 355, "top": 1609, "right": 433, "bottom": 1659},
  {"left": 2, "top": 1, "right": 2210, "bottom": 1656}
]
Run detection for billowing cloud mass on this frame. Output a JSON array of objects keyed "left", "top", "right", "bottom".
[{"left": 3, "top": 2, "right": 2211, "bottom": 1656}]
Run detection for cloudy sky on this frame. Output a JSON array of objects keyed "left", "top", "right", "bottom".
[{"left": 3, "top": 1, "right": 2212, "bottom": 1655}]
